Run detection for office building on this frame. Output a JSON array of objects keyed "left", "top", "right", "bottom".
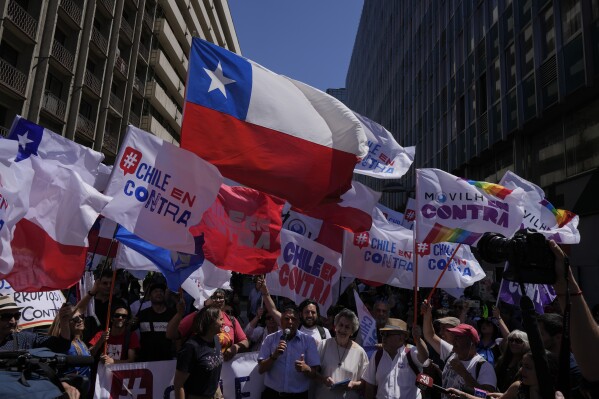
[
  {"left": 0, "top": 0, "right": 239, "bottom": 163},
  {"left": 346, "top": 0, "right": 599, "bottom": 304}
]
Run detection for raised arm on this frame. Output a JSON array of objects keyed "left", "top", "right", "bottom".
[
  {"left": 259, "top": 282, "right": 281, "bottom": 325},
  {"left": 492, "top": 306, "right": 510, "bottom": 339},
  {"left": 551, "top": 240, "right": 599, "bottom": 382},
  {"left": 421, "top": 300, "right": 443, "bottom": 355}
]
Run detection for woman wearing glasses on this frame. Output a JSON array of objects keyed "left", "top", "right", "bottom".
[
  {"left": 89, "top": 302, "right": 139, "bottom": 364},
  {"left": 494, "top": 330, "right": 529, "bottom": 392},
  {"left": 49, "top": 304, "right": 93, "bottom": 378}
]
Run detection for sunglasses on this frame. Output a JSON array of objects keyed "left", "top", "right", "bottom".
[
  {"left": 0, "top": 312, "right": 21, "bottom": 321},
  {"left": 113, "top": 313, "right": 128, "bottom": 319},
  {"left": 212, "top": 296, "right": 225, "bottom": 301},
  {"left": 71, "top": 315, "right": 84, "bottom": 323},
  {"left": 265, "top": 316, "right": 274, "bottom": 321},
  {"left": 382, "top": 332, "right": 403, "bottom": 337},
  {"left": 509, "top": 338, "right": 524, "bottom": 344}
]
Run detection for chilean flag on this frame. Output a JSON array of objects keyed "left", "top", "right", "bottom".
[
  {"left": 181, "top": 38, "right": 368, "bottom": 210},
  {"left": 2, "top": 158, "right": 110, "bottom": 291}
]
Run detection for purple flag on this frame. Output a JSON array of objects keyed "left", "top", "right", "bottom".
[{"left": 498, "top": 279, "right": 556, "bottom": 314}]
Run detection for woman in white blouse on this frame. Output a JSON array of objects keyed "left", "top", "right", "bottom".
[{"left": 315, "top": 308, "right": 369, "bottom": 399}]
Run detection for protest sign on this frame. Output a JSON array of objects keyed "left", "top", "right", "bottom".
[{"left": 0, "top": 280, "right": 65, "bottom": 329}]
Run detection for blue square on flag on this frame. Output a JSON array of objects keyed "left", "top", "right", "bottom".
[
  {"left": 8, "top": 117, "right": 43, "bottom": 161},
  {"left": 187, "top": 38, "right": 252, "bottom": 120}
]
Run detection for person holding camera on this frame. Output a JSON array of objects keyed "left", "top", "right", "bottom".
[{"left": 550, "top": 240, "right": 599, "bottom": 397}]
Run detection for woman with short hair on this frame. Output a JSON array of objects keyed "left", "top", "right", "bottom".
[{"left": 315, "top": 308, "right": 369, "bottom": 398}]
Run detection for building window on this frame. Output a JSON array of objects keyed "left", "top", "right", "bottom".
[
  {"left": 540, "top": 5, "right": 556, "bottom": 59},
  {"left": 493, "top": 57, "right": 501, "bottom": 102},
  {"left": 563, "top": 36, "right": 585, "bottom": 93},
  {"left": 503, "top": 4, "right": 514, "bottom": 42},
  {"left": 519, "top": 0, "right": 532, "bottom": 29},
  {"left": 506, "top": 44, "right": 516, "bottom": 90},
  {"left": 522, "top": 75, "right": 536, "bottom": 121},
  {"left": 507, "top": 89, "right": 517, "bottom": 132},
  {"left": 561, "top": 0, "right": 582, "bottom": 42},
  {"left": 520, "top": 23, "right": 534, "bottom": 76}
]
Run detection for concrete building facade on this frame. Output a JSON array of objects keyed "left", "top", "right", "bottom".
[
  {"left": 0, "top": 0, "right": 239, "bottom": 163},
  {"left": 346, "top": 0, "right": 599, "bottom": 305}
]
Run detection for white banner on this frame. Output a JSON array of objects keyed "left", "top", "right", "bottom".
[
  {"left": 266, "top": 229, "right": 342, "bottom": 313},
  {"left": 416, "top": 168, "right": 525, "bottom": 244},
  {"left": 94, "top": 360, "right": 175, "bottom": 399},
  {"left": 343, "top": 208, "right": 485, "bottom": 289},
  {"left": 376, "top": 203, "right": 404, "bottom": 227},
  {"left": 353, "top": 290, "right": 378, "bottom": 357},
  {"left": 94, "top": 354, "right": 265, "bottom": 399},
  {"left": 0, "top": 280, "right": 65, "bottom": 329},
  {"left": 499, "top": 170, "right": 580, "bottom": 244},
  {"left": 221, "top": 352, "right": 265, "bottom": 399},
  {"left": 102, "top": 125, "right": 223, "bottom": 253},
  {"left": 353, "top": 113, "right": 415, "bottom": 179}
]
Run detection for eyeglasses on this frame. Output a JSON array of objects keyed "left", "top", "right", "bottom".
[
  {"left": 112, "top": 313, "right": 128, "bottom": 319},
  {"left": 70, "top": 315, "right": 84, "bottom": 323},
  {"left": 509, "top": 337, "right": 524, "bottom": 344},
  {"left": 265, "top": 316, "right": 273, "bottom": 321},
  {"left": 382, "top": 332, "right": 403, "bottom": 337},
  {"left": 212, "top": 296, "right": 225, "bottom": 301},
  {"left": 0, "top": 312, "right": 21, "bottom": 321}
]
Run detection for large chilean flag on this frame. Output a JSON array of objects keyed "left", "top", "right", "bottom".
[{"left": 181, "top": 38, "right": 368, "bottom": 209}]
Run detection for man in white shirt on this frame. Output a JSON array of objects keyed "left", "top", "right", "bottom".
[
  {"left": 422, "top": 300, "right": 496, "bottom": 397},
  {"left": 298, "top": 299, "right": 331, "bottom": 345},
  {"left": 362, "top": 318, "right": 429, "bottom": 399}
]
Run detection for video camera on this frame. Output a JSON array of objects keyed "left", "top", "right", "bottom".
[
  {"left": 0, "top": 349, "right": 93, "bottom": 398},
  {"left": 476, "top": 228, "right": 556, "bottom": 284}
]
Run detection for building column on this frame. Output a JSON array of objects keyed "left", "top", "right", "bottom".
[
  {"left": 94, "top": 0, "right": 125, "bottom": 153},
  {"left": 120, "top": 0, "right": 146, "bottom": 139},
  {"left": 24, "top": 0, "right": 60, "bottom": 123},
  {"left": 65, "top": 0, "right": 96, "bottom": 140}
]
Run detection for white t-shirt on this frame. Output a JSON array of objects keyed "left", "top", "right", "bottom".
[
  {"left": 300, "top": 325, "right": 331, "bottom": 345},
  {"left": 315, "top": 339, "right": 369, "bottom": 399},
  {"left": 362, "top": 345, "right": 424, "bottom": 399},
  {"left": 439, "top": 339, "right": 497, "bottom": 398}
]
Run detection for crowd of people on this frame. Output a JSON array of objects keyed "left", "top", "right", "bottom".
[{"left": 0, "top": 240, "right": 597, "bottom": 399}]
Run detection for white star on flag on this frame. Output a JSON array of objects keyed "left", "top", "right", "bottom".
[
  {"left": 203, "top": 61, "right": 235, "bottom": 97},
  {"left": 17, "top": 131, "right": 33, "bottom": 150}
]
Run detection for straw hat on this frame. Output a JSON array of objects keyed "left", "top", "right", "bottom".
[
  {"left": 0, "top": 294, "right": 22, "bottom": 311},
  {"left": 379, "top": 318, "right": 408, "bottom": 332}
]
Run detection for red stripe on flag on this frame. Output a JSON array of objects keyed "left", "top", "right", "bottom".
[
  {"left": 4, "top": 219, "right": 86, "bottom": 292},
  {"left": 181, "top": 104, "right": 359, "bottom": 209}
]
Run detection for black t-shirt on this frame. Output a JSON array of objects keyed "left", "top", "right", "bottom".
[
  {"left": 137, "top": 306, "right": 177, "bottom": 361},
  {"left": 176, "top": 336, "right": 223, "bottom": 397}
]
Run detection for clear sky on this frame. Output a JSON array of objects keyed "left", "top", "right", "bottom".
[{"left": 227, "top": 1, "right": 364, "bottom": 92}]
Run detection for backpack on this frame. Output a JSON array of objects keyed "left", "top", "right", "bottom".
[{"left": 316, "top": 325, "right": 327, "bottom": 340}]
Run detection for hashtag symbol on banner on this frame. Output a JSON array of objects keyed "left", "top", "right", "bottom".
[
  {"left": 355, "top": 233, "right": 368, "bottom": 245},
  {"left": 122, "top": 152, "right": 138, "bottom": 168},
  {"left": 405, "top": 210, "right": 416, "bottom": 221},
  {"left": 417, "top": 242, "right": 430, "bottom": 255}
]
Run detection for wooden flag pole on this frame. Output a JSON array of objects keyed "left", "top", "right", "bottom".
[
  {"left": 426, "top": 243, "right": 462, "bottom": 302},
  {"left": 103, "top": 268, "right": 118, "bottom": 356}
]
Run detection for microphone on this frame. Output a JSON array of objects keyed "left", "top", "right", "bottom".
[
  {"left": 416, "top": 373, "right": 449, "bottom": 394},
  {"left": 416, "top": 373, "right": 488, "bottom": 398},
  {"left": 282, "top": 328, "right": 291, "bottom": 341}
]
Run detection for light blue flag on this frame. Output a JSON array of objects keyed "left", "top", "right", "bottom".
[{"left": 115, "top": 225, "right": 205, "bottom": 290}]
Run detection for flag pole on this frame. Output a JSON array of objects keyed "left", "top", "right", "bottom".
[
  {"left": 426, "top": 244, "right": 462, "bottom": 302},
  {"left": 413, "top": 177, "right": 419, "bottom": 328},
  {"left": 103, "top": 268, "right": 118, "bottom": 356}
]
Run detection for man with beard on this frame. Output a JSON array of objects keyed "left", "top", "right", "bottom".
[
  {"left": 258, "top": 306, "right": 321, "bottom": 399},
  {"left": 259, "top": 282, "right": 331, "bottom": 345},
  {"left": 298, "top": 299, "right": 331, "bottom": 345},
  {"left": 136, "top": 282, "right": 177, "bottom": 361}
]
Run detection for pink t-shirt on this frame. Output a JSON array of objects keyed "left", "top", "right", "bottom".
[{"left": 178, "top": 310, "right": 247, "bottom": 350}]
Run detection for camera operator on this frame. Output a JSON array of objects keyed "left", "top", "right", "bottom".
[
  {"left": 550, "top": 241, "right": 599, "bottom": 395},
  {"left": 0, "top": 294, "right": 71, "bottom": 352},
  {"left": 0, "top": 294, "right": 80, "bottom": 398}
]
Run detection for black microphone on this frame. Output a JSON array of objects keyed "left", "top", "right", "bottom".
[
  {"left": 282, "top": 328, "right": 291, "bottom": 341},
  {"left": 54, "top": 355, "right": 95, "bottom": 367}
]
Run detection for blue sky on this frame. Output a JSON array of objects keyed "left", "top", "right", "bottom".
[{"left": 227, "top": 1, "right": 364, "bottom": 92}]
